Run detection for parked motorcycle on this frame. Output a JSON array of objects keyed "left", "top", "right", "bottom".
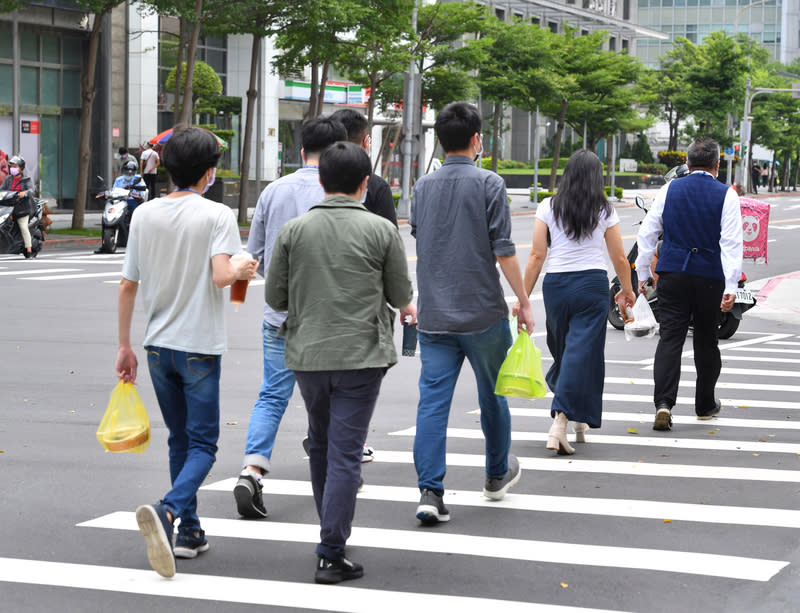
[
  {"left": 0, "top": 190, "right": 46, "bottom": 257},
  {"left": 95, "top": 175, "right": 147, "bottom": 253},
  {"left": 608, "top": 175, "right": 757, "bottom": 339}
]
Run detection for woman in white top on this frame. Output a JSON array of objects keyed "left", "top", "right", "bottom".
[{"left": 518, "top": 150, "right": 635, "bottom": 455}]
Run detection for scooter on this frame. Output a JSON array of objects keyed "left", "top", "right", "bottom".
[
  {"left": 95, "top": 176, "right": 147, "bottom": 253},
  {"left": 0, "top": 191, "right": 46, "bottom": 257},
  {"left": 608, "top": 169, "right": 756, "bottom": 339}
]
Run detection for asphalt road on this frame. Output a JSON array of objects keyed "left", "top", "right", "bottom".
[{"left": 1, "top": 194, "right": 799, "bottom": 613}]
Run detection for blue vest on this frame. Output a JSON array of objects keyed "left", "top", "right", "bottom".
[{"left": 655, "top": 172, "right": 727, "bottom": 280}]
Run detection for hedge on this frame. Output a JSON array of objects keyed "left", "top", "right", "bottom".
[{"left": 530, "top": 185, "right": 623, "bottom": 202}]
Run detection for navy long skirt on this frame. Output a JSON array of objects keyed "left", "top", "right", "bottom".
[{"left": 542, "top": 269, "right": 609, "bottom": 428}]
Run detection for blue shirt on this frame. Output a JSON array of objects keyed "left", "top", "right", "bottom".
[
  {"left": 247, "top": 167, "right": 324, "bottom": 327},
  {"left": 410, "top": 155, "right": 515, "bottom": 334}
]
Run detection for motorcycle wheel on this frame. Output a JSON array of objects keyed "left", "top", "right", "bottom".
[
  {"left": 101, "top": 226, "right": 117, "bottom": 254},
  {"left": 607, "top": 284, "right": 625, "bottom": 330},
  {"left": 717, "top": 313, "right": 740, "bottom": 339}
]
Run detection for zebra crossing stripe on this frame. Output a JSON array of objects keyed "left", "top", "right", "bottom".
[
  {"left": 20, "top": 271, "right": 123, "bottom": 281},
  {"left": 79, "top": 512, "right": 787, "bottom": 581},
  {"left": 601, "top": 392, "right": 800, "bottom": 410},
  {"left": 390, "top": 427, "right": 800, "bottom": 454},
  {"left": 0, "top": 268, "right": 80, "bottom": 276},
  {"left": 638, "top": 365, "right": 799, "bottom": 378},
  {"left": 605, "top": 377, "right": 800, "bottom": 393},
  {"left": 199, "top": 478, "right": 800, "bottom": 532},
  {"left": 500, "top": 407, "right": 800, "bottom": 430},
  {"left": 0, "top": 556, "right": 634, "bottom": 613},
  {"left": 369, "top": 450, "right": 800, "bottom": 483}
]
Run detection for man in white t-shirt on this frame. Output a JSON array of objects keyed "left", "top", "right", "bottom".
[
  {"left": 116, "top": 126, "right": 257, "bottom": 578},
  {"left": 139, "top": 142, "right": 160, "bottom": 200}
]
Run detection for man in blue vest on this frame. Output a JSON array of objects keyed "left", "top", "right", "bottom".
[{"left": 635, "top": 136, "right": 743, "bottom": 431}]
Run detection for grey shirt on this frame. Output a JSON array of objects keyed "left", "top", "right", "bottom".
[
  {"left": 247, "top": 167, "right": 324, "bottom": 328},
  {"left": 410, "top": 155, "right": 515, "bottom": 334}
]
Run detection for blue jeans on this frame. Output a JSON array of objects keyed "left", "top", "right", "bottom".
[
  {"left": 414, "top": 317, "right": 513, "bottom": 495},
  {"left": 243, "top": 323, "right": 296, "bottom": 473},
  {"left": 145, "top": 346, "right": 221, "bottom": 535},
  {"left": 295, "top": 368, "right": 384, "bottom": 560}
]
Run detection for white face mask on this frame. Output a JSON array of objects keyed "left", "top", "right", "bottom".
[
  {"left": 202, "top": 168, "right": 216, "bottom": 194},
  {"left": 360, "top": 185, "right": 368, "bottom": 204},
  {"left": 10, "top": 167, "right": 20, "bottom": 176},
  {"left": 473, "top": 135, "right": 484, "bottom": 163}
]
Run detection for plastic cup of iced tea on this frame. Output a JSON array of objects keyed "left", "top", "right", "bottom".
[{"left": 230, "top": 252, "right": 255, "bottom": 311}]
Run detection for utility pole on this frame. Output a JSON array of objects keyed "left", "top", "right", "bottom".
[{"left": 397, "top": 4, "right": 419, "bottom": 220}]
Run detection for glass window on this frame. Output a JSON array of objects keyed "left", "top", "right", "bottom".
[
  {"left": 638, "top": 0, "right": 647, "bottom": 6},
  {"left": 21, "top": 67, "right": 38, "bottom": 104},
  {"left": 42, "top": 36, "right": 59, "bottom": 64},
  {"left": 0, "top": 26, "right": 11, "bottom": 59},
  {"left": 20, "top": 32, "right": 39, "bottom": 62},
  {"left": 676, "top": 0, "right": 686, "bottom": 6},
  {"left": 0, "top": 65, "right": 11, "bottom": 104},
  {"left": 688, "top": 0, "right": 698, "bottom": 6},
  {"left": 62, "top": 70, "right": 80, "bottom": 107},
  {"left": 700, "top": 0, "right": 711, "bottom": 6},
  {"left": 205, "top": 49, "right": 225, "bottom": 75},
  {"left": 62, "top": 38, "right": 81, "bottom": 66},
  {"left": 42, "top": 69, "right": 59, "bottom": 106}
]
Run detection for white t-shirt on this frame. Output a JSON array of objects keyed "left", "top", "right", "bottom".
[
  {"left": 536, "top": 196, "right": 619, "bottom": 273},
  {"left": 121, "top": 193, "right": 242, "bottom": 355},
  {"left": 140, "top": 148, "right": 159, "bottom": 174}
]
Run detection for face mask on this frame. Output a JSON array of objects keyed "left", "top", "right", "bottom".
[
  {"left": 10, "top": 167, "right": 19, "bottom": 176},
  {"left": 473, "top": 136, "right": 484, "bottom": 163},
  {"left": 202, "top": 167, "right": 216, "bottom": 194},
  {"left": 360, "top": 185, "right": 368, "bottom": 204}
]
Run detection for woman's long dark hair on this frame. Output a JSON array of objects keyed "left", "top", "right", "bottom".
[{"left": 550, "top": 149, "right": 611, "bottom": 241}]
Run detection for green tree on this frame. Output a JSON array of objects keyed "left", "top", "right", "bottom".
[{"left": 165, "top": 60, "right": 222, "bottom": 115}]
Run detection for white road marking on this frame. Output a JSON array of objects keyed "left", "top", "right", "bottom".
[
  {"left": 729, "top": 347, "right": 800, "bottom": 354},
  {"left": 718, "top": 355, "right": 800, "bottom": 364},
  {"left": 369, "top": 450, "right": 800, "bottom": 483},
  {"left": 605, "top": 376, "right": 800, "bottom": 393},
  {"left": 20, "top": 271, "right": 122, "bottom": 281},
  {"left": 0, "top": 557, "right": 632, "bottom": 613},
  {"left": 639, "top": 365, "right": 799, "bottom": 378},
  {"left": 601, "top": 392, "right": 800, "bottom": 410},
  {"left": 0, "top": 268, "right": 80, "bottom": 276},
  {"left": 79, "top": 512, "right": 788, "bottom": 581},
  {"left": 498, "top": 407, "right": 800, "bottom": 430},
  {"left": 390, "top": 427, "right": 800, "bottom": 454}
]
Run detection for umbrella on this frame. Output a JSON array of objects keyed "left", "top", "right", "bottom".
[{"left": 149, "top": 128, "right": 228, "bottom": 150}]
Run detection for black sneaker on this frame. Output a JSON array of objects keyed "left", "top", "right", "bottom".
[
  {"left": 483, "top": 454, "right": 522, "bottom": 501},
  {"left": 234, "top": 471, "right": 268, "bottom": 518},
  {"left": 135, "top": 503, "right": 175, "bottom": 577},
  {"left": 415, "top": 488, "right": 450, "bottom": 525},
  {"left": 314, "top": 555, "right": 364, "bottom": 584},
  {"left": 653, "top": 404, "right": 672, "bottom": 431},
  {"left": 697, "top": 400, "right": 722, "bottom": 421},
  {"left": 174, "top": 529, "right": 210, "bottom": 559}
]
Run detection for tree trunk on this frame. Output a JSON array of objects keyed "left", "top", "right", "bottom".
[
  {"left": 491, "top": 101, "right": 501, "bottom": 173},
  {"left": 72, "top": 11, "right": 104, "bottom": 230},
  {"left": 237, "top": 34, "right": 261, "bottom": 224},
  {"left": 173, "top": 19, "right": 186, "bottom": 126},
  {"left": 178, "top": 0, "right": 203, "bottom": 126},
  {"left": 769, "top": 151, "right": 777, "bottom": 192},
  {"left": 307, "top": 59, "right": 319, "bottom": 118},
  {"left": 315, "top": 60, "right": 330, "bottom": 117},
  {"left": 793, "top": 148, "right": 800, "bottom": 191},
  {"left": 367, "top": 73, "right": 378, "bottom": 129},
  {"left": 548, "top": 100, "right": 568, "bottom": 191}
]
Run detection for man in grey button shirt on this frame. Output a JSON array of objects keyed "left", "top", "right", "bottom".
[{"left": 410, "top": 102, "right": 535, "bottom": 525}]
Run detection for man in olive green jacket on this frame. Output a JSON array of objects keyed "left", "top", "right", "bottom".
[{"left": 266, "top": 141, "right": 415, "bottom": 585}]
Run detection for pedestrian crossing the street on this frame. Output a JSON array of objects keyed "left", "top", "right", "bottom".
[{"left": 2, "top": 330, "right": 799, "bottom": 611}]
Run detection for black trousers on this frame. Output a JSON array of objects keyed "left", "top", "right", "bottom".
[
  {"left": 294, "top": 367, "right": 385, "bottom": 560},
  {"left": 143, "top": 173, "right": 157, "bottom": 200},
  {"left": 653, "top": 272, "right": 725, "bottom": 415}
]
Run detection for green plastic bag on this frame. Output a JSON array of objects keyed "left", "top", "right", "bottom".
[{"left": 495, "top": 329, "right": 547, "bottom": 398}]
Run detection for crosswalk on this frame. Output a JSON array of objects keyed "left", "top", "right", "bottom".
[
  {"left": 2, "top": 322, "right": 799, "bottom": 609},
  {"left": 0, "top": 252, "right": 125, "bottom": 282}
]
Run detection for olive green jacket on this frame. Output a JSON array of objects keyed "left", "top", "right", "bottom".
[{"left": 265, "top": 195, "right": 413, "bottom": 371}]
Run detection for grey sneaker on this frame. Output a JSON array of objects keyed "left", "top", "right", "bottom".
[
  {"left": 415, "top": 488, "right": 450, "bottom": 525},
  {"left": 483, "top": 454, "right": 521, "bottom": 501},
  {"left": 234, "top": 471, "right": 268, "bottom": 518},
  {"left": 135, "top": 503, "right": 175, "bottom": 578}
]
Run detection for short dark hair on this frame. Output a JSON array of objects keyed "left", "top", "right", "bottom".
[
  {"left": 687, "top": 136, "right": 719, "bottom": 170},
  {"left": 319, "top": 141, "right": 371, "bottom": 195},
  {"left": 329, "top": 109, "right": 369, "bottom": 145},
  {"left": 301, "top": 116, "right": 348, "bottom": 155},
  {"left": 118, "top": 147, "right": 128, "bottom": 155},
  {"left": 161, "top": 125, "right": 221, "bottom": 188},
  {"left": 434, "top": 102, "right": 481, "bottom": 152}
]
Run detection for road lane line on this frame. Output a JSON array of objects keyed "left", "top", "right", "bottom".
[
  {"left": 605, "top": 376, "right": 800, "bottom": 393},
  {"left": 78, "top": 513, "right": 788, "bottom": 581},
  {"left": 0, "top": 557, "right": 632, "bottom": 613},
  {"left": 369, "top": 450, "right": 800, "bottom": 483},
  {"left": 0, "top": 268, "right": 80, "bottom": 276},
  {"left": 496, "top": 407, "right": 800, "bottom": 430},
  {"left": 600, "top": 392, "right": 800, "bottom": 410},
  {"left": 639, "top": 365, "right": 798, "bottom": 378},
  {"left": 729, "top": 347, "right": 800, "bottom": 354},
  {"left": 390, "top": 427, "right": 800, "bottom": 454},
  {"left": 19, "top": 271, "right": 123, "bottom": 281}
]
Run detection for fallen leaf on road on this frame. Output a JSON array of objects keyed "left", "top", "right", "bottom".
[
  {"left": 226, "top": 421, "right": 238, "bottom": 425},
  {"left": 708, "top": 430, "right": 715, "bottom": 434},
  {"left": 663, "top": 519, "right": 671, "bottom": 523},
  {"left": 560, "top": 583, "right": 568, "bottom": 588},
  {"left": 627, "top": 428, "right": 638, "bottom": 434},
  {"left": 753, "top": 453, "right": 760, "bottom": 456}
]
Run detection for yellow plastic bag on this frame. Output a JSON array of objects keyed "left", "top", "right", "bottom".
[
  {"left": 495, "top": 329, "right": 547, "bottom": 398},
  {"left": 96, "top": 381, "right": 150, "bottom": 453}
]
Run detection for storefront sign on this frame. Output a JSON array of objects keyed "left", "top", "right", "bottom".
[{"left": 21, "top": 120, "right": 40, "bottom": 134}]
